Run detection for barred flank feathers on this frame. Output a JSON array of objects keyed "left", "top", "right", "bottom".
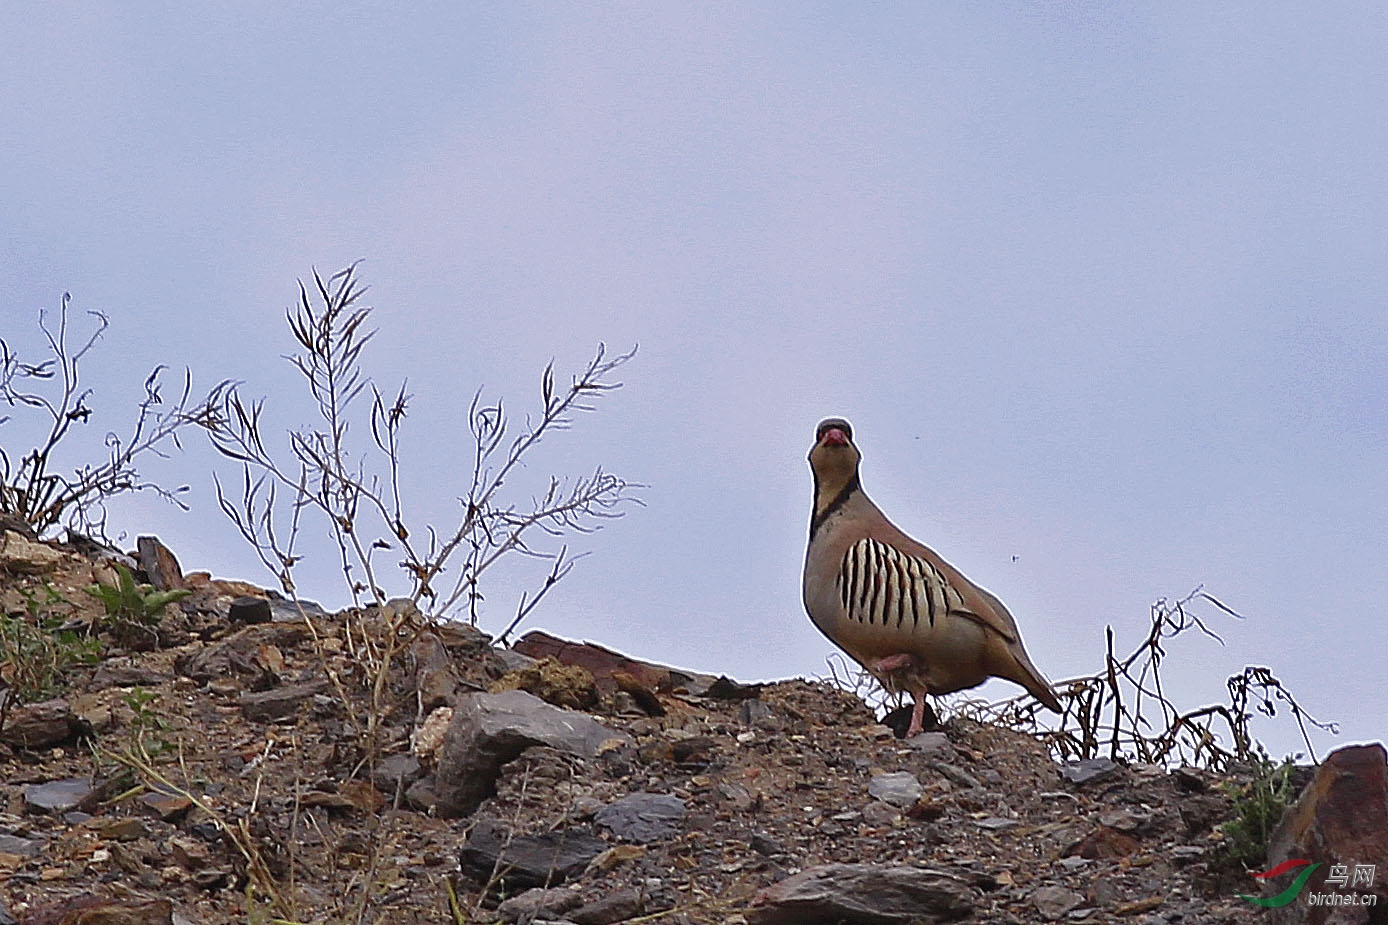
[{"left": 835, "top": 538, "right": 959, "bottom": 630}]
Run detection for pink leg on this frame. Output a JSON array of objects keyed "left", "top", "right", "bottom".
[{"left": 907, "top": 697, "right": 928, "bottom": 738}]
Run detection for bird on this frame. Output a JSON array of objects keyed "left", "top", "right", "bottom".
[{"left": 802, "top": 417, "right": 1062, "bottom": 737}]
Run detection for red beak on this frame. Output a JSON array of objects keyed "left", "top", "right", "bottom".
[{"left": 821, "top": 427, "right": 850, "bottom": 447}]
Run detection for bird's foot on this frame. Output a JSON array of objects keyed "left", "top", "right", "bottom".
[
  {"left": 881, "top": 699, "right": 940, "bottom": 739},
  {"left": 906, "top": 697, "right": 929, "bottom": 738}
]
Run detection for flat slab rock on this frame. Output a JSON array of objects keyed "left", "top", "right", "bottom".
[
  {"left": 594, "top": 792, "right": 686, "bottom": 842},
  {"left": 429, "top": 689, "right": 632, "bottom": 817},
  {"left": 0, "top": 698, "right": 89, "bottom": 749},
  {"left": 238, "top": 679, "right": 331, "bottom": 722},
  {"left": 458, "top": 818, "right": 607, "bottom": 890},
  {"left": 23, "top": 777, "right": 95, "bottom": 814},
  {"left": 868, "top": 771, "right": 923, "bottom": 808},
  {"left": 1060, "top": 757, "right": 1121, "bottom": 785},
  {"left": 0, "top": 531, "right": 66, "bottom": 572},
  {"left": 748, "top": 863, "right": 974, "bottom": 925},
  {"left": 513, "top": 629, "right": 723, "bottom": 696}
]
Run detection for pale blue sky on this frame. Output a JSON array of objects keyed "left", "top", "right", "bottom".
[{"left": 3, "top": 4, "right": 1384, "bottom": 759}]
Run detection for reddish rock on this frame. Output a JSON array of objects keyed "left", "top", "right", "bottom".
[
  {"left": 1264, "top": 743, "right": 1388, "bottom": 924},
  {"left": 1, "top": 699, "right": 89, "bottom": 749},
  {"left": 136, "top": 536, "right": 185, "bottom": 590},
  {"left": 513, "top": 630, "right": 717, "bottom": 695},
  {"left": 23, "top": 896, "right": 172, "bottom": 925},
  {"left": 139, "top": 785, "right": 194, "bottom": 821},
  {"left": 59, "top": 894, "right": 173, "bottom": 922},
  {"left": 1065, "top": 824, "right": 1142, "bottom": 859}
]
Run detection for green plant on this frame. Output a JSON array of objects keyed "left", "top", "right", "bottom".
[
  {"left": 0, "top": 295, "right": 219, "bottom": 539},
  {"left": 0, "top": 582, "right": 101, "bottom": 732},
  {"left": 1220, "top": 748, "right": 1301, "bottom": 868},
  {"left": 85, "top": 563, "right": 191, "bottom": 641},
  {"left": 120, "top": 685, "right": 171, "bottom": 757}
]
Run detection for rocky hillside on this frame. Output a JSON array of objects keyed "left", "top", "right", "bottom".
[{"left": 0, "top": 530, "right": 1377, "bottom": 925}]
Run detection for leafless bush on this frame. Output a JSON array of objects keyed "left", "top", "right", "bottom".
[
  {"left": 957, "top": 587, "right": 1338, "bottom": 771},
  {"left": 0, "top": 295, "right": 217, "bottom": 539},
  {"left": 820, "top": 586, "right": 1335, "bottom": 771},
  {"left": 197, "top": 264, "right": 639, "bottom": 630},
  {"left": 183, "top": 264, "right": 640, "bottom": 920}
]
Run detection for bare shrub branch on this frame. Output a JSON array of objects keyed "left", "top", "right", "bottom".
[
  {"left": 0, "top": 294, "right": 220, "bottom": 539},
  {"left": 954, "top": 587, "right": 1338, "bottom": 771},
  {"left": 195, "top": 263, "right": 640, "bottom": 627}
]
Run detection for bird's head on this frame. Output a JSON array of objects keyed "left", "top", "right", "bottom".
[{"left": 809, "top": 417, "right": 861, "bottom": 506}]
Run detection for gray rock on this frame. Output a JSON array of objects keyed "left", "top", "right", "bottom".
[
  {"left": 496, "top": 886, "right": 583, "bottom": 922},
  {"left": 1097, "top": 808, "right": 1147, "bottom": 832},
  {"left": 739, "top": 698, "right": 774, "bottom": 727},
  {"left": 238, "top": 679, "right": 331, "bottom": 722},
  {"left": 23, "top": 777, "right": 94, "bottom": 814},
  {"left": 594, "top": 792, "right": 686, "bottom": 842},
  {"left": 267, "top": 595, "right": 329, "bottom": 622},
  {"left": 370, "top": 753, "right": 423, "bottom": 795},
  {"left": 93, "top": 658, "right": 171, "bottom": 688},
  {"left": 867, "top": 771, "right": 922, "bottom": 808},
  {"left": 0, "top": 834, "right": 43, "bottom": 857},
  {"left": 571, "top": 887, "right": 665, "bottom": 924},
  {"left": 228, "top": 596, "right": 272, "bottom": 624},
  {"left": 973, "top": 816, "right": 1018, "bottom": 831},
  {"left": 458, "top": 818, "right": 607, "bottom": 889},
  {"left": 1032, "top": 885, "right": 1084, "bottom": 920},
  {"left": 432, "top": 689, "right": 631, "bottom": 817},
  {"left": 749, "top": 863, "right": 973, "bottom": 924},
  {"left": 862, "top": 801, "right": 900, "bottom": 826},
  {"left": 928, "top": 761, "right": 983, "bottom": 790},
  {"left": 905, "top": 731, "right": 954, "bottom": 757},
  {"left": 1060, "top": 758, "right": 1120, "bottom": 785},
  {"left": 496, "top": 648, "right": 539, "bottom": 673}
]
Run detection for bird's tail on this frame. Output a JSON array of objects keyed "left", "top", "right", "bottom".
[{"left": 1004, "top": 645, "right": 1063, "bottom": 713}]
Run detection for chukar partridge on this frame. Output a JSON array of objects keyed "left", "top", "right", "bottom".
[{"left": 803, "top": 417, "right": 1062, "bottom": 737}]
